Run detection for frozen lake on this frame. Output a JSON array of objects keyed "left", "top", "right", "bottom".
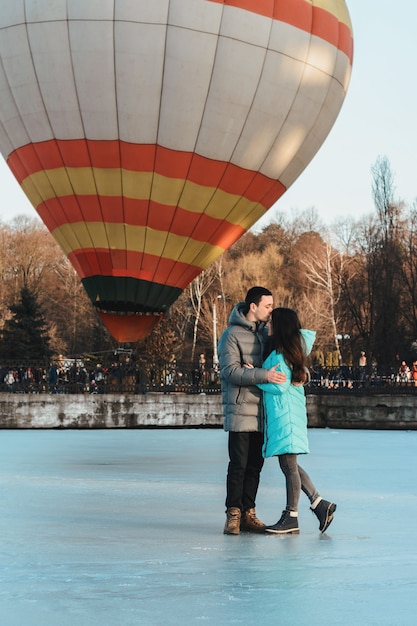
[{"left": 0, "top": 427, "right": 416, "bottom": 625}]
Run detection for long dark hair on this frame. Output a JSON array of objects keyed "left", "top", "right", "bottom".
[{"left": 268, "top": 307, "right": 307, "bottom": 384}]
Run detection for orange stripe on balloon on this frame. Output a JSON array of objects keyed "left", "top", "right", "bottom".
[
  {"left": 313, "top": 8, "right": 354, "bottom": 62},
  {"left": 213, "top": 0, "right": 274, "bottom": 17},
  {"left": 207, "top": 0, "right": 353, "bottom": 61},
  {"left": 69, "top": 249, "right": 202, "bottom": 289},
  {"left": 338, "top": 22, "right": 354, "bottom": 62},
  {"left": 7, "top": 141, "right": 278, "bottom": 205}
]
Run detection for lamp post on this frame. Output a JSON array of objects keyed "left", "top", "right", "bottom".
[
  {"left": 336, "top": 333, "right": 351, "bottom": 365},
  {"left": 212, "top": 295, "right": 222, "bottom": 369}
]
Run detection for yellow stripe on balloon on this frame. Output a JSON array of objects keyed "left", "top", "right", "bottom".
[
  {"left": 150, "top": 174, "right": 187, "bottom": 208},
  {"left": 314, "top": 0, "right": 352, "bottom": 28},
  {"left": 53, "top": 222, "right": 225, "bottom": 269},
  {"left": 21, "top": 168, "right": 263, "bottom": 225}
]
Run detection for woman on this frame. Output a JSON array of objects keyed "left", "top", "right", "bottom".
[{"left": 258, "top": 307, "right": 336, "bottom": 534}]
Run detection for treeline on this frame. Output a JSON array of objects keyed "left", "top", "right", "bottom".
[{"left": 1, "top": 156, "right": 416, "bottom": 368}]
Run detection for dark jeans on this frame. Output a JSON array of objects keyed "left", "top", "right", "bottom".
[{"left": 225, "top": 431, "right": 264, "bottom": 511}]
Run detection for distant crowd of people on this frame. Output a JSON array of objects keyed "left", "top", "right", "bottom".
[
  {"left": 309, "top": 354, "right": 417, "bottom": 389},
  {"left": 0, "top": 360, "right": 138, "bottom": 394},
  {"left": 0, "top": 356, "right": 220, "bottom": 395},
  {"left": 2, "top": 353, "right": 417, "bottom": 395}
]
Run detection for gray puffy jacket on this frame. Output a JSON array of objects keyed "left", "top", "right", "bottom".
[{"left": 217, "top": 302, "right": 270, "bottom": 432}]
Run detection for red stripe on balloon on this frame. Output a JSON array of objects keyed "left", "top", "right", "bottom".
[
  {"left": 207, "top": 0, "right": 353, "bottom": 61},
  {"left": 211, "top": 0, "right": 275, "bottom": 17},
  {"left": 338, "top": 21, "right": 354, "bottom": 61},
  {"left": 69, "top": 249, "right": 202, "bottom": 289},
  {"left": 7, "top": 140, "right": 282, "bottom": 206}
]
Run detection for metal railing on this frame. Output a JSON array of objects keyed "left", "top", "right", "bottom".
[
  {"left": 308, "top": 364, "right": 417, "bottom": 395},
  {"left": 0, "top": 360, "right": 416, "bottom": 395},
  {"left": 0, "top": 359, "right": 221, "bottom": 395}
]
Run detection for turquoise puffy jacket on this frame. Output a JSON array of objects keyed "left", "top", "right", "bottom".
[{"left": 258, "top": 329, "right": 316, "bottom": 458}]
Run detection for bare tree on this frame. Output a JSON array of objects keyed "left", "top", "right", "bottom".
[
  {"left": 46, "top": 256, "right": 97, "bottom": 355},
  {"left": 222, "top": 242, "right": 288, "bottom": 305},
  {"left": 371, "top": 155, "right": 399, "bottom": 240},
  {"left": 187, "top": 265, "right": 218, "bottom": 362},
  {"left": 193, "top": 259, "right": 231, "bottom": 364},
  {"left": 370, "top": 156, "right": 404, "bottom": 362},
  {"left": 300, "top": 236, "right": 345, "bottom": 362},
  {"left": 398, "top": 201, "right": 417, "bottom": 344}
]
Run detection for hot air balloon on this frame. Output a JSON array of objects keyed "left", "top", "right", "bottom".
[{"left": 0, "top": 0, "right": 353, "bottom": 342}]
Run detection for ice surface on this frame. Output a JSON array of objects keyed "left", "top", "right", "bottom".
[{"left": 0, "top": 428, "right": 416, "bottom": 625}]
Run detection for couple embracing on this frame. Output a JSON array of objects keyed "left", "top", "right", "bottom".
[{"left": 218, "top": 286, "right": 336, "bottom": 536}]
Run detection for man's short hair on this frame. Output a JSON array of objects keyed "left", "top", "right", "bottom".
[{"left": 244, "top": 286, "right": 272, "bottom": 312}]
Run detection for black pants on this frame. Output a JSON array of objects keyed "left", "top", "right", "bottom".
[{"left": 225, "top": 431, "right": 264, "bottom": 511}]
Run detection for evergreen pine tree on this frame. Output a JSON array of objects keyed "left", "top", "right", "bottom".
[{"left": 0, "top": 286, "right": 52, "bottom": 362}]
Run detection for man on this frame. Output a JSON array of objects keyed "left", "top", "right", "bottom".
[{"left": 217, "top": 286, "right": 286, "bottom": 534}]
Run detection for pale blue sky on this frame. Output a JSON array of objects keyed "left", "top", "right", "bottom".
[{"left": 0, "top": 0, "right": 415, "bottom": 227}]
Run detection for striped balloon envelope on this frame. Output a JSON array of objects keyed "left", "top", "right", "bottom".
[{"left": 0, "top": 0, "right": 353, "bottom": 342}]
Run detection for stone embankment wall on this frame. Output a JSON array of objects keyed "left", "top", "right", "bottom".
[{"left": 1, "top": 393, "right": 417, "bottom": 429}]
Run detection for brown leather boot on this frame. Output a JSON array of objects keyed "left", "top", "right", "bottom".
[
  {"left": 240, "top": 508, "right": 266, "bottom": 533},
  {"left": 223, "top": 507, "right": 241, "bottom": 535}
]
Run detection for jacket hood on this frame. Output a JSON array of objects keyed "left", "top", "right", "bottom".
[
  {"left": 228, "top": 302, "right": 267, "bottom": 333},
  {"left": 301, "top": 329, "right": 316, "bottom": 356}
]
